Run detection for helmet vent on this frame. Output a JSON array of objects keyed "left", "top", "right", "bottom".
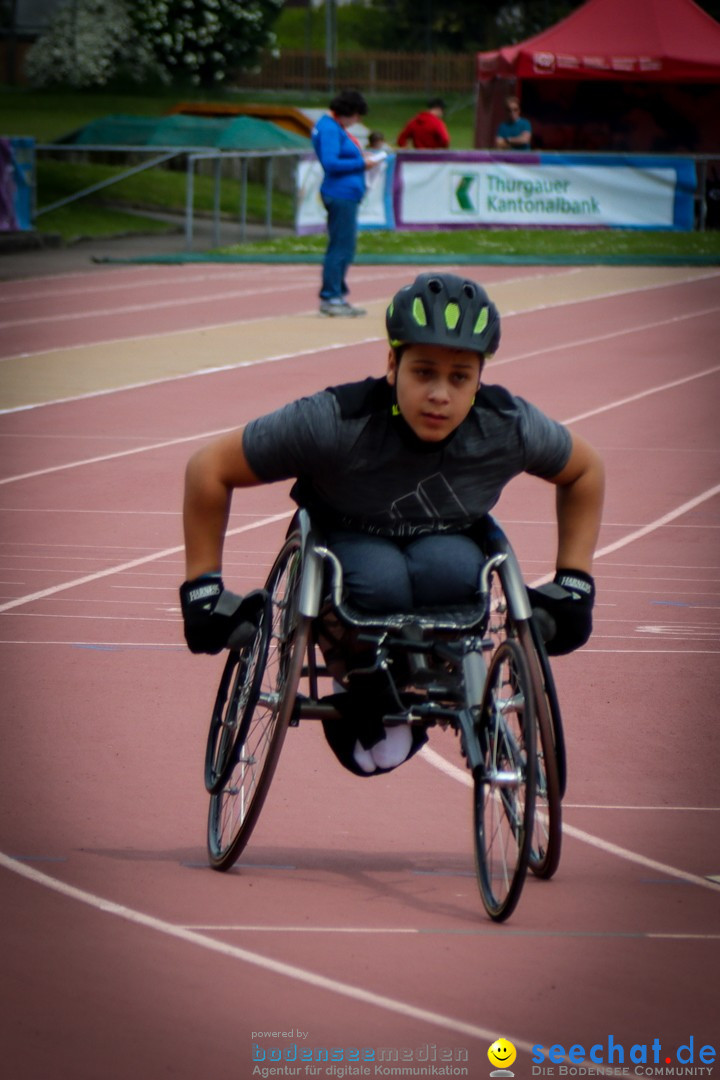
[
  {"left": 427, "top": 278, "right": 443, "bottom": 294},
  {"left": 473, "top": 306, "right": 489, "bottom": 335},
  {"left": 462, "top": 283, "right": 475, "bottom": 299},
  {"left": 412, "top": 297, "right": 427, "bottom": 326},
  {"left": 444, "top": 301, "right": 460, "bottom": 330}
]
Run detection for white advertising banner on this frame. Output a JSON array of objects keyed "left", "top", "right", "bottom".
[
  {"left": 398, "top": 161, "right": 679, "bottom": 229},
  {"left": 296, "top": 156, "right": 395, "bottom": 233}
]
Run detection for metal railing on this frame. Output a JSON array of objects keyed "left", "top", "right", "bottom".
[
  {"left": 33, "top": 143, "right": 305, "bottom": 249},
  {"left": 184, "top": 148, "right": 305, "bottom": 250}
]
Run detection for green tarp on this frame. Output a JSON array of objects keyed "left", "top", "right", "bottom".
[{"left": 64, "top": 113, "right": 310, "bottom": 150}]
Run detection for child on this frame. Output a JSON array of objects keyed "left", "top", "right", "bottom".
[{"left": 181, "top": 272, "right": 605, "bottom": 773}]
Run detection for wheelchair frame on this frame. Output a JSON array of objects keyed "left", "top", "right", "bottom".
[{"left": 203, "top": 510, "right": 564, "bottom": 922}]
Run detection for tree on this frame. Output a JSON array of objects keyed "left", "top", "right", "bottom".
[
  {"left": 129, "top": 0, "right": 284, "bottom": 87},
  {"left": 24, "top": 0, "right": 159, "bottom": 89},
  {"left": 365, "top": 0, "right": 720, "bottom": 53}
]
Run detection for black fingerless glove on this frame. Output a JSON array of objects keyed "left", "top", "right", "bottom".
[
  {"left": 527, "top": 569, "right": 595, "bottom": 656},
  {"left": 179, "top": 574, "right": 265, "bottom": 655}
]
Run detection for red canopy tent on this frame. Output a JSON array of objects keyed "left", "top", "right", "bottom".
[{"left": 475, "top": 0, "right": 720, "bottom": 152}]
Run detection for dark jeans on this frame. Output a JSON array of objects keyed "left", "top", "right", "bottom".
[
  {"left": 326, "top": 531, "right": 485, "bottom": 612},
  {"left": 320, "top": 195, "right": 359, "bottom": 301}
]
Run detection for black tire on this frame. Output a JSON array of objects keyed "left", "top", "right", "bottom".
[
  {"left": 207, "top": 531, "right": 309, "bottom": 872},
  {"left": 529, "top": 615, "right": 567, "bottom": 799},
  {"left": 519, "top": 621, "right": 563, "bottom": 879},
  {"left": 474, "top": 638, "right": 536, "bottom": 922},
  {"left": 486, "top": 568, "right": 563, "bottom": 880},
  {"left": 204, "top": 598, "right": 271, "bottom": 795}
]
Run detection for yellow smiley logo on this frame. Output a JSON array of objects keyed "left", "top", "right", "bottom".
[{"left": 488, "top": 1039, "right": 517, "bottom": 1070}]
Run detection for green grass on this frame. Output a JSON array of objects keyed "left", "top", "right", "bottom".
[{"left": 215, "top": 227, "right": 720, "bottom": 260}]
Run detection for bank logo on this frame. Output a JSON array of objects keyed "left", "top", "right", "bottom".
[
  {"left": 452, "top": 171, "right": 479, "bottom": 213},
  {"left": 489, "top": 1038, "right": 518, "bottom": 1077}
]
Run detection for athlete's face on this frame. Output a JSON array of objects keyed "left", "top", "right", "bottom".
[{"left": 387, "top": 344, "right": 483, "bottom": 442}]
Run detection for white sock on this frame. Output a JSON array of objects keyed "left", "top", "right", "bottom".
[
  {"left": 352, "top": 740, "right": 377, "bottom": 774},
  {"left": 370, "top": 725, "right": 413, "bottom": 770}
]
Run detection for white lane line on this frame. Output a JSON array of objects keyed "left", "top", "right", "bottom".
[
  {"left": 5, "top": 642, "right": 719, "bottom": 654},
  {"left": 0, "top": 266, "right": 291, "bottom": 304},
  {"left": 181, "top": 925, "right": 720, "bottom": 940},
  {"left": 420, "top": 747, "right": 720, "bottom": 894},
  {"left": 593, "top": 484, "right": 720, "bottom": 560},
  {"left": 523, "top": 483, "right": 720, "bottom": 593},
  {"left": 562, "top": 365, "right": 720, "bottom": 425},
  {"left": 0, "top": 510, "right": 293, "bottom": 614},
  {"left": 5, "top": 613, "right": 176, "bottom": 621},
  {"left": 648, "top": 933, "right": 720, "bottom": 939},
  {"left": 185, "top": 925, "right": 420, "bottom": 933},
  {"left": 563, "top": 805, "right": 720, "bottom": 811},
  {"left": 2, "top": 267, "right": 717, "bottom": 341},
  {"left": 491, "top": 305, "right": 720, "bottom": 371},
  {"left": 0, "top": 635, "right": 185, "bottom": 643},
  {"left": 1, "top": 482, "right": 718, "bottom": 622},
  {"left": 2, "top": 288, "right": 717, "bottom": 414},
  {"left": 0, "top": 423, "right": 239, "bottom": 485},
  {"left": 0, "top": 338, "right": 373, "bottom": 417},
  {"left": 0, "top": 282, "right": 321, "bottom": 330},
  {"left": 582, "top": 649, "right": 720, "bottom": 654},
  {"left": 3, "top": 362, "right": 718, "bottom": 485},
  {"left": 0, "top": 851, "right": 524, "bottom": 1049},
  {"left": 3, "top": 846, "right": 706, "bottom": 1069}
]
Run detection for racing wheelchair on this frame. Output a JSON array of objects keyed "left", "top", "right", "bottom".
[{"left": 202, "top": 510, "right": 565, "bottom": 922}]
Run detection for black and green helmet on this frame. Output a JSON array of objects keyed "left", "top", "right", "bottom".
[{"left": 386, "top": 273, "right": 501, "bottom": 357}]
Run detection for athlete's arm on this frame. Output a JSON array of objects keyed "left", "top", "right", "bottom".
[
  {"left": 547, "top": 431, "right": 605, "bottom": 573},
  {"left": 183, "top": 429, "right": 263, "bottom": 580}
]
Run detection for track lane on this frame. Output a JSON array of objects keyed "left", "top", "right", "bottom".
[{"left": 1, "top": 264, "right": 718, "bottom": 1078}]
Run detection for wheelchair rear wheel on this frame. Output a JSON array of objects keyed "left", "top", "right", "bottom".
[
  {"left": 474, "top": 638, "right": 536, "bottom": 922},
  {"left": 207, "top": 530, "right": 309, "bottom": 871}
]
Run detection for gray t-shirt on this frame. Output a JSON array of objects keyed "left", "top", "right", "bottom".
[{"left": 243, "top": 377, "right": 572, "bottom": 538}]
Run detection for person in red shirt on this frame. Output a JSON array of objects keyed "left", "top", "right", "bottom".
[{"left": 396, "top": 98, "right": 450, "bottom": 149}]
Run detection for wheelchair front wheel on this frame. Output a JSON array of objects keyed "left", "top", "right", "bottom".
[
  {"left": 474, "top": 638, "right": 536, "bottom": 922},
  {"left": 486, "top": 566, "right": 563, "bottom": 881},
  {"left": 207, "top": 531, "right": 309, "bottom": 872},
  {"left": 521, "top": 621, "right": 563, "bottom": 879},
  {"left": 204, "top": 598, "right": 271, "bottom": 796}
]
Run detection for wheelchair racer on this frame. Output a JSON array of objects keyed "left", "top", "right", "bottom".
[{"left": 180, "top": 273, "right": 604, "bottom": 776}]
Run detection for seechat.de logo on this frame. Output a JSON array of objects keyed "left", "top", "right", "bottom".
[{"left": 531, "top": 1036, "right": 717, "bottom": 1074}]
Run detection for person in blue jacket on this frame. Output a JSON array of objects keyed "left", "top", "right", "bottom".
[{"left": 311, "top": 89, "right": 378, "bottom": 317}]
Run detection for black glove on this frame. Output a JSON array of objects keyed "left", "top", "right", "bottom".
[
  {"left": 179, "top": 573, "right": 266, "bottom": 655},
  {"left": 527, "top": 569, "right": 595, "bottom": 656}
]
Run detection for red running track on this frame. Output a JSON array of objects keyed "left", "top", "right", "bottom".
[{"left": 0, "top": 263, "right": 719, "bottom": 1080}]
